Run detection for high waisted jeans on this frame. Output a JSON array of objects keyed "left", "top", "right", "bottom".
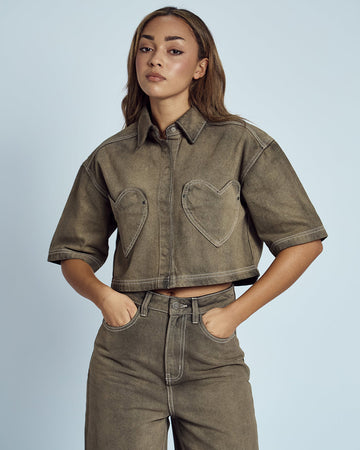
[{"left": 85, "top": 283, "right": 259, "bottom": 449}]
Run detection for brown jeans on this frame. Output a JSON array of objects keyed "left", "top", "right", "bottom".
[{"left": 85, "top": 283, "right": 259, "bottom": 449}]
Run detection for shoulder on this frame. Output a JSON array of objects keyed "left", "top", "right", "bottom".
[
  {"left": 206, "top": 118, "right": 275, "bottom": 150},
  {"left": 98, "top": 122, "right": 138, "bottom": 148},
  {"left": 83, "top": 123, "right": 138, "bottom": 169}
]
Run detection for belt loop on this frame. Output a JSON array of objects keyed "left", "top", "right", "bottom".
[
  {"left": 140, "top": 291, "right": 152, "bottom": 317},
  {"left": 191, "top": 298, "right": 199, "bottom": 324}
]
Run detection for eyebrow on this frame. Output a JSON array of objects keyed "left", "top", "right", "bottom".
[{"left": 141, "top": 34, "right": 185, "bottom": 42}]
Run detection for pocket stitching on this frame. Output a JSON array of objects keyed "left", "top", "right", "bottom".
[
  {"left": 102, "top": 305, "right": 141, "bottom": 332},
  {"left": 110, "top": 187, "right": 148, "bottom": 257},
  {"left": 181, "top": 179, "right": 240, "bottom": 247},
  {"left": 199, "top": 314, "right": 236, "bottom": 343}
]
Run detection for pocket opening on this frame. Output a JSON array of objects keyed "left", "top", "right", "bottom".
[
  {"left": 102, "top": 304, "right": 141, "bottom": 332},
  {"left": 198, "top": 314, "right": 236, "bottom": 343}
]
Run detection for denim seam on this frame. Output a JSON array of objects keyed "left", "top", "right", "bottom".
[
  {"left": 240, "top": 147, "right": 264, "bottom": 183},
  {"left": 208, "top": 121, "right": 272, "bottom": 149},
  {"left": 156, "top": 151, "right": 163, "bottom": 281},
  {"left": 241, "top": 139, "right": 274, "bottom": 183},
  {"left": 166, "top": 385, "right": 175, "bottom": 416},
  {"left": 135, "top": 302, "right": 233, "bottom": 316},
  {"left": 174, "top": 266, "right": 257, "bottom": 277},
  {"left": 199, "top": 319, "right": 236, "bottom": 343},
  {"left": 89, "top": 133, "right": 138, "bottom": 162},
  {"left": 111, "top": 266, "right": 257, "bottom": 286},
  {"left": 83, "top": 164, "right": 108, "bottom": 199},
  {"left": 173, "top": 137, "right": 182, "bottom": 168},
  {"left": 244, "top": 124, "right": 271, "bottom": 148},
  {"left": 166, "top": 314, "right": 186, "bottom": 382},
  {"left": 101, "top": 132, "right": 137, "bottom": 145},
  {"left": 82, "top": 132, "right": 138, "bottom": 193},
  {"left": 145, "top": 307, "right": 169, "bottom": 314},
  {"left": 168, "top": 140, "right": 175, "bottom": 288},
  {"left": 48, "top": 249, "right": 103, "bottom": 268},
  {"left": 270, "top": 226, "right": 326, "bottom": 253},
  {"left": 101, "top": 308, "right": 141, "bottom": 331}
]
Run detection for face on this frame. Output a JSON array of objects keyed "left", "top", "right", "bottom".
[{"left": 135, "top": 15, "right": 208, "bottom": 105}]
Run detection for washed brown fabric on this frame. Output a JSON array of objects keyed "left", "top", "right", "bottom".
[
  {"left": 85, "top": 284, "right": 259, "bottom": 450},
  {"left": 48, "top": 104, "right": 327, "bottom": 291}
]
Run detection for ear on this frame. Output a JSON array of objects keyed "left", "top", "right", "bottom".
[{"left": 193, "top": 58, "right": 209, "bottom": 80}]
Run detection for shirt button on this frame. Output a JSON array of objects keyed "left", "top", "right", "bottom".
[{"left": 170, "top": 126, "right": 176, "bottom": 132}]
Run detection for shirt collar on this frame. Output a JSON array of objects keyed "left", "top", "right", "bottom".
[{"left": 137, "top": 104, "right": 207, "bottom": 147}]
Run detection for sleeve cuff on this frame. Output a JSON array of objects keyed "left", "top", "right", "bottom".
[
  {"left": 269, "top": 226, "right": 328, "bottom": 256},
  {"left": 47, "top": 249, "right": 104, "bottom": 272}
]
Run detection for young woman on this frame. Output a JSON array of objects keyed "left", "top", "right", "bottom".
[{"left": 48, "top": 6, "right": 328, "bottom": 449}]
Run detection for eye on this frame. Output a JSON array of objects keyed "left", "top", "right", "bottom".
[
  {"left": 170, "top": 49, "right": 183, "bottom": 55},
  {"left": 139, "top": 47, "right": 153, "bottom": 53}
]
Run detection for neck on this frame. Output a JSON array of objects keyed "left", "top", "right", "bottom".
[{"left": 149, "top": 96, "right": 191, "bottom": 137}]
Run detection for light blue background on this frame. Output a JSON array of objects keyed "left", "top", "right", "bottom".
[{"left": 1, "top": 0, "right": 359, "bottom": 449}]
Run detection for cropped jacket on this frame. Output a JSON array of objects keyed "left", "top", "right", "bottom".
[{"left": 47, "top": 104, "right": 328, "bottom": 291}]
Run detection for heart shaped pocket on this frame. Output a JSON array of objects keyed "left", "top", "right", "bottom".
[
  {"left": 109, "top": 187, "right": 148, "bottom": 257},
  {"left": 181, "top": 179, "right": 241, "bottom": 247}
]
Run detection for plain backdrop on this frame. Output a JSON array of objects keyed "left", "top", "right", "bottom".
[{"left": 1, "top": 0, "right": 359, "bottom": 449}]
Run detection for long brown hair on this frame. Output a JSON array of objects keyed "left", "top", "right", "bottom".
[{"left": 121, "top": 6, "right": 247, "bottom": 126}]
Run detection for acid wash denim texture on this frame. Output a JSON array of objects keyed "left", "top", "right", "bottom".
[
  {"left": 85, "top": 284, "right": 259, "bottom": 449},
  {"left": 47, "top": 104, "right": 328, "bottom": 291}
]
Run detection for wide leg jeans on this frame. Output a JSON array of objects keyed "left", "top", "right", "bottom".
[{"left": 85, "top": 283, "right": 259, "bottom": 449}]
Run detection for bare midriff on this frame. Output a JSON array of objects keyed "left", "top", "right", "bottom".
[{"left": 153, "top": 282, "right": 233, "bottom": 298}]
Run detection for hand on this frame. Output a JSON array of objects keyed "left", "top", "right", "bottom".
[
  {"left": 100, "top": 289, "right": 138, "bottom": 327},
  {"left": 202, "top": 306, "right": 237, "bottom": 339}
]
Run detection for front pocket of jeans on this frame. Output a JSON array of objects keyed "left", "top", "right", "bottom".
[
  {"left": 181, "top": 179, "right": 241, "bottom": 247},
  {"left": 199, "top": 314, "right": 236, "bottom": 343},
  {"left": 102, "top": 304, "right": 141, "bottom": 332},
  {"left": 109, "top": 187, "right": 148, "bottom": 257}
]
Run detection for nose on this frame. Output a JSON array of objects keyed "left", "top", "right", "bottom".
[{"left": 148, "top": 50, "right": 163, "bottom": 67}]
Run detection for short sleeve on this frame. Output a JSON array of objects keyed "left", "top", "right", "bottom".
[
  {"left": 241, "top": 139, "right": 328, "bottom": 256},
  {"left": 47, "top": 163, "right": 117, "bottom": 272}
]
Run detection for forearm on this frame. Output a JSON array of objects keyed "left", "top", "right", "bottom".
[
  {"left": 61, "top": 259, "right": 113, "bottom": 310},
  {"left": 225, "top": 240, "right": 324, "bottom": 327}
]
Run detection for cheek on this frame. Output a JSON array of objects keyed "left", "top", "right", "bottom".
[{"left": 172, "top": 59, "right": 196, "bottom": 79}]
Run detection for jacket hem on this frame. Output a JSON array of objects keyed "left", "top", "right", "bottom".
[{"left": 111, "top": 266, "right": 260, "bottom": 292}]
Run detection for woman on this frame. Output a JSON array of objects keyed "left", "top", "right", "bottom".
[{"left": 48, "top": 6, "right": 328, "bottom": 450}]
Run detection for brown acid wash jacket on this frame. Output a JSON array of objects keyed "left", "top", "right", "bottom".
[{"left": 47, "top": 104, "right": 328, "bottom": 291}]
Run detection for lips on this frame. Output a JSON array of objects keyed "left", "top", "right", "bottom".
[{"left": 146, "top": 73, "right": 166, "bottom": 81}]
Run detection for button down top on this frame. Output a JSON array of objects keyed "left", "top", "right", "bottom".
[{"left": 47, "top": 104, "right": 328, "bottom": 291}]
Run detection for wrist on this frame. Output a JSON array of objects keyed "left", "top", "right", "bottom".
[
  {"left": 90, "top": 282, "right": 114, "bottom": 311},
  {"left": 224, "top": 298, "right": 246, "bottom": 328}
]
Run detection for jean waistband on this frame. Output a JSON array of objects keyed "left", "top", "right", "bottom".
[{"left": 124, "top": 283, "right": 235, "bottom": 324}]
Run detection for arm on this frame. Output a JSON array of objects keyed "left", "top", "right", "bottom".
[
  {"left": 61, "top": 259, "right": 138, "bottom": 327},
  {"left": 202, "top": 240, "right": 323, "bottom": 338}
]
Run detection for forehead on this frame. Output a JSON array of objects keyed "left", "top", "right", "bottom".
[{"left": 141, "top": 15, "right": 196, "bottom": 41}]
